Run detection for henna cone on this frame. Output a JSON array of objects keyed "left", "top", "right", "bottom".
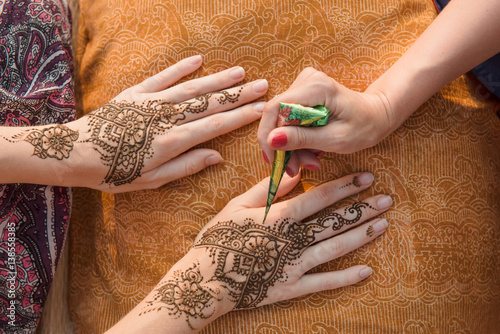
[{"left": 263, "top": 103, "right": 330, "bottom": 222}]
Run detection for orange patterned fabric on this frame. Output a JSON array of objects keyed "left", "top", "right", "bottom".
[{"left": 69, "top": 0, "right": 500, "bottom": 333}]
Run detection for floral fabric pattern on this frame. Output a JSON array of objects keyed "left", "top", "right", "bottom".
[{"left": 0, "top": 0, "right": 74, "bottom": 332}]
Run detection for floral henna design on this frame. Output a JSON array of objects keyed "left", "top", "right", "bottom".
[
  {"left": 86, "top": 89, "right": 242, "bottom": 186},
  {"left": 195, "top": 201, "right": 374, "bottom": 310},
  {"left": 10, "top": 124, "right": 79, "bottom": 160},
  {"left": 140, "top": 263, "right": 219, "bottom": 330},
  {"left": 140, "top": 202, "right": 374, "bottom": 328}
]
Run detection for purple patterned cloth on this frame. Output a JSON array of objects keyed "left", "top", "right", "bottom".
[{"left": 0, "top": 0, "right": 75, "bottom": 332}]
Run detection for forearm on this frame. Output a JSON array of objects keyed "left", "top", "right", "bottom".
[
  {"left": 106, "top": 251, "right": 230, "bottom": 334},
  {"left": 366, "top": 0, "right": 500, "bottom": 126},
  {"left": 0, "top": 118, "right": 94, "bottom": 186}
]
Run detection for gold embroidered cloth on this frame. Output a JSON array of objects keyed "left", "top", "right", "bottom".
[{"left": 69, "top": 0, "right": 500, "bottom": 332}]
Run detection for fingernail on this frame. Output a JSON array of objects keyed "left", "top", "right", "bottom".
[
  {"left": 377, "top": 196, "right": 393, "bottom": 209},
  {"left": 229, "top": 67, "right": 245, "bottom": 80},
  {"left": 358, "top": 173, "right": 374, "bottom": 186},
  {"left": 189, "top": 55, "right": 202, "bottom": 65},
  {"left": 253, "top": 79, "right": 268, "bottom": 93},
  {"left": 285, "top": 167, "right": 295, "bottom": 177},
  {"left": 205, "top": 154, "right": 222, "bottom": 166},
  {"left": 303, "top": 164, "right": 319, "bottom": 171},
  {"left": 372, "top": 219, "right": 388, "bottom": 233},
  {"left": 359, "top": 267, "right": 373, "bottom": 279},
  {"left": 253, "top": 102, "right": 266, "bottom": 113},
  {"left": 271, "top": 132, "right": 287, "bottom": 147},
  {"left": 262, "top": 151, "right": 270, "bottom": 164}
]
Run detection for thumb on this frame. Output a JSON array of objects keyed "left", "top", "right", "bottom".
[{"left": 267, "top": 125, "right": 331, "bottom": 151}]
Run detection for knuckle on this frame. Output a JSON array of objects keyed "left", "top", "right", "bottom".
[
  {"left": 321, "top": 277, "right": 341, "bottom": 291},
  {"left": 182, "top": 81, "right": 199, "bottom": 96},
  {"left": 184, "top": 158, "right": 202, "bottom": 176},
  {"left": 326, "top": 239, "right": 345, "bottom": 257},
  {"left": 295, "top": 127, "right": 308, "bottom": 148},
  {"left": 314, "top": 187, "right": 331, "bottom": 204},
  {"left": 301, "top": 67, "right": 318, "bottom": 78},
  {"left": 208, "top": 114, "right": 225, "bottom": 131}
]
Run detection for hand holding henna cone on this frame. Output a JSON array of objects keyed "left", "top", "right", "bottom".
[{"left": 264, "top": 103, "right": 330, "bottom": 222}]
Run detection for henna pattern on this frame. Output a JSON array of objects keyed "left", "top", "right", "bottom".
[
  {"left": 8, "top": 124, "right": 79, "bottom": 160},
  {"left": 340, "top": 176, "right": 362, "bottom": 189},
  {"left": 139, "top": 262, "right": 219, "bottom": 330},
  {"left": 141, "top": 202, "right": 374, "bottom": 327},
  {"left": 86, "top": 89, "right": 242, "bottom": 186},
  {"left": 366, "top": 225, "right": 375, "bottom": 237}
]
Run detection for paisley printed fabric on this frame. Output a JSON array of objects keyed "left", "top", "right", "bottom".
[
  {"left": 69, "top": 0, "right": 500, "bottom": 333},
  {"left": 0, "top": 0, "right": 74, "bottom": 332}
]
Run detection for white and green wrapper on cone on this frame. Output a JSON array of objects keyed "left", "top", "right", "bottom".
[{"left": 263, "top": 102, "right": 330, "bottom": 222}]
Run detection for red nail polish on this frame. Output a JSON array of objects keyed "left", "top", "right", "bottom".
[
  {"left": 303, "top": 164, "right": 319, "bottom": 171},
  {"left": 271, "top": 133, "right": 288, "bottom": 148},
  {"left": 262, "top": 151, "right": 269, "bottom": 164},
  {"left": 285, "top": 167, "right": 295, "bottom": 177}
]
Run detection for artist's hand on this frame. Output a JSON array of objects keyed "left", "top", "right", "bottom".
[
  {"left": 108, "top": 172, "right": 392, "bottom": 333},
  {"left": 257, "top": 67, "right": 395, "bottom": 175},
  {"left": 0, "top": 56, "right": 268, "bottom": 190}
]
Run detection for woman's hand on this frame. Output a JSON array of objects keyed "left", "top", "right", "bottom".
[
  {"left": 0, "top": 56, "right": 269, "bottom": 191},
  {"left": 108, "top": 172, "right": 392, "bottom": 333},
  {"left": 257, "top": 67, "right": 395, "bottom": 175}
]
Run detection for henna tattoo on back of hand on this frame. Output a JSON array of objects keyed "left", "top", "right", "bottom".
[
  {"left": 87, "top": 89, "right": 242, "bottom": 186},
  {"left": 141, "top": 202, "right": 375, "bottom": 328}
]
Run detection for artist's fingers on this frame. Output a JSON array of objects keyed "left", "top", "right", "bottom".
[
  {"left": 295, "top": 149, "right": 321, "bottom": 172},
  {"left": 229, "top": 172, "right": 301, "bottom": 209},
  {"left": 300, "top": 218, "right": 388, "bottom": 272},
  {"left": 149, "top": 66, "right": 248, "bottom": 104},
  {"left": 270, "top": 173, "right": 374, "bottom": 221},
  {"left": 164, "top": 102, "right": 264, "bottom": 157},
  {"left": 137, "top": 56, "right": 203, "bottom": 93},
  {"left": 281, "top": 150, "right": 321, "bottom": 177},
  {"left": 258, "top": 97, "right": 280, "bottom": 165},
  {"left": 166, "top": 79, "right": 268, "bottom": 125},
  {"left": 267, "top": 125, "right": 336, "bottom": 151},
  {"left": 289, "top": 265, "right": 372, "bottom": 299}
]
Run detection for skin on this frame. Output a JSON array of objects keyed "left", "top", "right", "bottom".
[
  {"left": 0, "top": 56, "right": 269, "bottom": 192},
  {"left": 106, "top": 172, "right": 392, "bottom": 333},
  {"left": 257, "top": 0, "right": 500, "bottom": 175}
]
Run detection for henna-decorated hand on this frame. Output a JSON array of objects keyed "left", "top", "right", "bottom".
[
  {"left": 0, "top": 56, "right": 268, "bottom": 191},
  {"left": 107, "top": 172, "right": 392, "bottom": 333},
  {"left": 75, "top": 56, "right": 269, "bottom": 191}
]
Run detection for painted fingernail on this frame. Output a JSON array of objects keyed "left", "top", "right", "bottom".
[
  {"left": 205, "top": 154, "right": 222, "bottom": 166},
  {"left": 271, "top": 132, "right": 288, "bottom": 147},
  {"left": 229, "top": 67, "right": 245, "bottom": 80},
  {"left": 303, "top": 164, "right": 319, "bottom": 171},
  {"left": 262, "top": 151, "right": 270, "bottom": 164},
  {"left": 253, "top": 79, "right": 269, "bottom": 93},
  {"left": 359, "top": 267, "right": 373, "bottom": 279},
  {"left": 358, "top": 173, "right": 374, "bottom": 186},
  {"left": 372, "top": 219, "right": 388, "bottom": 233},
  {"left": 285, "top": 167, "right": 296, "bottom": 177},
  {"left": 377, "top": 195, "right": 393, "bottom": 209},
  {"left": 189, "top": 55, "right": 202, "bottom": 65},
  {"left": 253, "top": 102, "right": 266, "bottom": 114}
]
